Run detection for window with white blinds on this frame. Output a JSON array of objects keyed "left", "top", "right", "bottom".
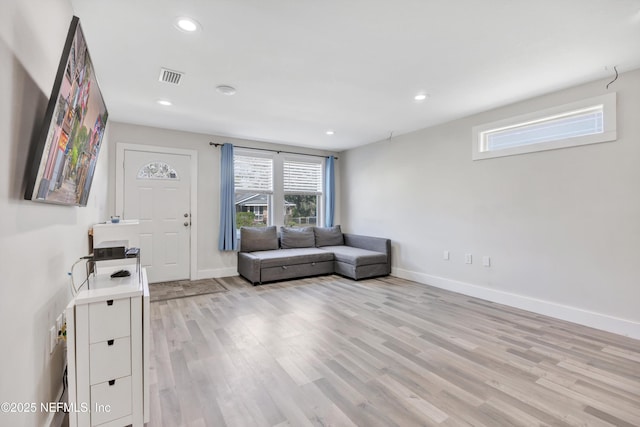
[
  {"left": 472, "top": 93, "right": 617, "bottom": 160},
  {"left": 233, "top": 152, "right": 326, "bottom": 228},
  {"left": 284, "top": 160, "right": 323, "bottom": 194},
  {"left": 234, "top": 155, "right": 273, "bottom": 192}
]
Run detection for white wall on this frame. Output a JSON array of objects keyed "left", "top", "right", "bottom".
[
  {"left": 0, "top": 0, "right": 110, "bottom": 425},
  {"left": 107, "top": 122, "right": 340, "bottom": 279},
  {"left": 340, "top": 69, "right": 640, "bottom": 338}
]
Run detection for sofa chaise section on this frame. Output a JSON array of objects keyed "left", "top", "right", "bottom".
[{"left": 319, "top": 233, "right": 391, "bottom": 280}]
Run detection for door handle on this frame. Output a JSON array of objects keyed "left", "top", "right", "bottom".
[
  {"left": 184, "top": 222, "right": 190, "bottom": 227},
  {"left": 184, "top": 213, "right": 189, "bottom": 217}
]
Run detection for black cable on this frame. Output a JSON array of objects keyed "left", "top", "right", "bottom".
[
  {"left": 59, "top": 365, "right": 67, "bottom": 403},
  {"left": 70, "top": 255, "right": 94, "bottom": 295},
  {"left": 606, "top": 66, "right": 619, "bottom": 89}
]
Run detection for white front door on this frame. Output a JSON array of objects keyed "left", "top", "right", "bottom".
[{"left": 123, "top": 150, "right": 191, "bottom": 283}]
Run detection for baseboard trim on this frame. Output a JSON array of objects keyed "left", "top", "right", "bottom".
[
  {"left": 196, "top": 268, "right": 238, "bottom": 280},
  {"left": 392, "top": 267, "right": 640, "bottom": 340}
]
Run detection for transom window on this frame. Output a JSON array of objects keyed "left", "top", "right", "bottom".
[{"left": 472, "top": 93, "right": 617, "bottom": 160}]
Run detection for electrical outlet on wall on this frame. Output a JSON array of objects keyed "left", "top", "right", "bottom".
[{"left": 465, "top": 254, "right": 472, "bottom": 264}]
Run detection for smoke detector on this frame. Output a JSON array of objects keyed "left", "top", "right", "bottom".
[{"left": 216, "top": 85, "right": 237, "bottom": 96}]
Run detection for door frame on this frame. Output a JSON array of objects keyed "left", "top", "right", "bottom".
[{"left": 115, "top": 143, "right": 198, "bottom": 281}]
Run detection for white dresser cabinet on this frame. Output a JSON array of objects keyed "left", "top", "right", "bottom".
[{"left": 66, "top": 267, "right": 149, "bottom": 427}]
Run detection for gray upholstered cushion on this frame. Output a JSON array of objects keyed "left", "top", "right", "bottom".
[
  {"left": 280, "top": 226, "right": 315, "bottom": 249},
  {"left": 314, "top": 225, "right": 344, "bottom": 247},
  {"left": 240, "top": 226, "right": 279, "bottom": 252},
  {"left": 320, "top": 245, "right": 387, "bottom": 267},
  {"left": 249, "top": 248, "right": 334, "bottom": 268}
]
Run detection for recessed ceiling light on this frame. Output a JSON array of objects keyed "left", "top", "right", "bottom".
[
  {"left": 175, "top": 17, "right": 199, "bottom": 32},
  {"left": 216, "top": 85, "right": 237, "bottom": 96},
  {"left": 326, "top": 130, "right": 335, "bottom": 135},
  {"left": 414, "top": 93, "right": 428, "bottom": 101},
  {"left": 157, "top": 99, "right": 172, "bottom": 106}
]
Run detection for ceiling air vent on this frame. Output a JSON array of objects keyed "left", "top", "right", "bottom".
[{"left": 159, "top": 68, "right": 184, "bottom": 85}]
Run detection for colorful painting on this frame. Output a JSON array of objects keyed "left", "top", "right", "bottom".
[{"left": 25, "top": 16, "right": 108, "bottom": 206}]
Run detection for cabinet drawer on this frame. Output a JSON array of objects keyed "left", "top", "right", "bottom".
[
  {"left": 89, "top": 299, "right": 130, "bottom": 344},
  {"left": 89, "top": 337, "right": 131, "bottom": 385},
  {"left": 90, "top": 376, "right": 132, "bottom": 426}
]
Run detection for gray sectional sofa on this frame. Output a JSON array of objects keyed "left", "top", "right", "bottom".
[{"left": 237, "top": 225, "right": 391, "bottom": 285}]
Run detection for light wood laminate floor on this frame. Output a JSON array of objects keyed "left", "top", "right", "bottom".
[{"left": 148, "top": 275, "right": 640, "bottom": 427}]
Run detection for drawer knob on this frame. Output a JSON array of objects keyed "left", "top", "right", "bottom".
[
  {"left": 106, "top": 300, "right": 114, "bottom": 306},
  {"left": 108, "top": 379, "right": 116, "bottom": 386},
  {"left": 282, "top": 265, "right": 287, "bottom": 270},
  {"left": 107, "top": 339, "right": 114, "bottom": 346}
]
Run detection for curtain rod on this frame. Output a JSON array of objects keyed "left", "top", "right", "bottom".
[{"left": 209, "top": 142, "right": 338, "bottom": 160}]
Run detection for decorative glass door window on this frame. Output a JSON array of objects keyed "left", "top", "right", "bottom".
[{"left": 137, "top": 161, "right": 179, "bottom": 179}]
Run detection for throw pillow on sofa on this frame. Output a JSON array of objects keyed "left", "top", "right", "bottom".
[
  {"left": 240, "top": 226, "right": 279, "bottom": 252},
  {"left": 280, "top": 227, "right": 315, "bottom": 249},
  {"left": 314, "top": 225, "right": 344, "bottom": 247}
]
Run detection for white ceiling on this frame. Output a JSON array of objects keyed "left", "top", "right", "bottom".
[{"left": 70, "top": 0, "right": 640, "bottom": 152}]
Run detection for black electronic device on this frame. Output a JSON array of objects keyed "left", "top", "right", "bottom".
[
  {"left": 93, "top": 240, "right": 128, "bottom": 261},
  {"left": 125, "top": 247, "right": 140, "bottom": 258},
  {"left": 110, "top": 270, "right": 131, "bottom": 278}
]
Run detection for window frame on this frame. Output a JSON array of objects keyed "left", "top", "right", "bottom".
[
  {"left": 282, "top": 155, "right": 324, "bottom": 228},
  {"left": 472, "top": 93, "right": 617, "bottom": 160},
  {"left": 233, "top": 150, "right": 326, "bottom": 229},
  {"left": 234, "top": 150, "right": 274, "bottom": 228}
]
